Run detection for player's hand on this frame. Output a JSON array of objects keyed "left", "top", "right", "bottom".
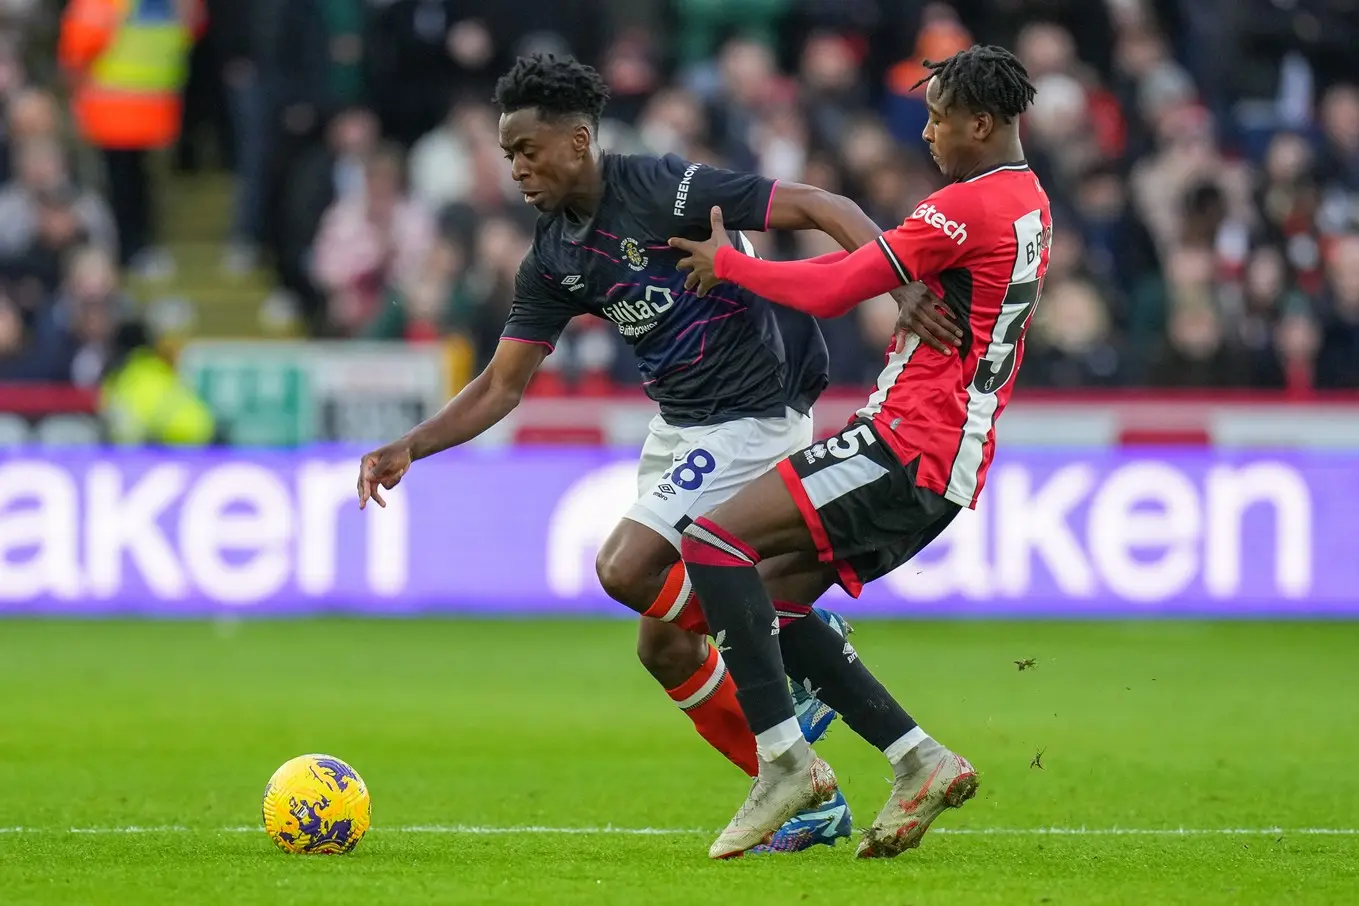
[
  {"left": 668, "top": 206, "right": 733, "bottom": 297},
  {"left": 357, "top": 442, "right": 413, "bottom": 510},
  {"left": 890, "top": 282, "right": 962, "bottom": 355}
]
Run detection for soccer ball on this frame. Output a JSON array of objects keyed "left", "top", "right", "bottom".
[{"left": 261, "top": 754, "right": 371, "bottom": 854}]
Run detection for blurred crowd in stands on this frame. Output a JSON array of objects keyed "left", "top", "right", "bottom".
[{"left": 1, "top": 0, "right": 1358, "bottom": 394}]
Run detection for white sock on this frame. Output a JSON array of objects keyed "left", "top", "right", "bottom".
[
  {"left": 883, "top": 726, "right": 930, "bottom": 765},
  {"left": 755, "top": 717, "right": 806, "bottom": 762}
]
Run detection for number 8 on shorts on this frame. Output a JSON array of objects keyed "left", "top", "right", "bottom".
[{"left": 671, "top": 448, "right": 716, "bottom": 491}]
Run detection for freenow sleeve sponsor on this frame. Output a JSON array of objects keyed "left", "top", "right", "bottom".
[{"left": 0, "top": 448, "right": 1351, "bottom": 617}]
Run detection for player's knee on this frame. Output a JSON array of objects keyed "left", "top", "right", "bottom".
[
  {"left": 595, "top": 544, "right": 645, "bottom": 609},
  {"left": 636, "top": 619, "right": 708, "bottom": 687}
]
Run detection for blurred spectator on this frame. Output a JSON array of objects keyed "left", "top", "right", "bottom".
[
  {"left": 0, "top": 283, "right": 68, "bottom": 380},
  {"left": 635, "top": 88, "right": 710, "bottom": 159},
  {"left": 214, "top": 0, "right": 271, "bottom": 273},
  {"left": 408, "top": 100, "right": 514, "bottom": 212},
  {"left": 456, "top": 214, "right": 533, "bottom": 370},
  {"left": 600, "top": 28, "right": 662, "bottom": 124},
  {"left": 1147, "top": 302, "right": 1257, "bottom": 388},
  {"left": 100, "top": 320, "right": 217, "bottom": 446},
  {"left": 9, "top": 184, "right": 94, "bottom": 299},
  {"left": 701, "top": 38, "right": 782, "bottom": 170},
  {"left": 1023, "top": 278, "right": 1124, "bottom": 387},
  {"left": 58, "top": 0, "right": 206, "bottom": 277},
  {"left": 43, "top": 245, "right": 135, "bottom": 387},
  {"left": 272, "top": 106, "right": 381, "bottom": 329},
  {"left": 366, "top": 0, "right": 607, "bottom": 146},
  {"left": 0, "top": 137, "right": 117, "bottom": 261},
  {"left": 1315, "top": 235, "right": 1359, "bottom": 388},
  {"left": 1318, "top": 84, "right": 1359, "bottom": 193},
  {"left": 311, "top": 143, "right": 436, "bottom": 336},
  {"left": 883, "top": 2, "right": 974, "bottom": 148}
]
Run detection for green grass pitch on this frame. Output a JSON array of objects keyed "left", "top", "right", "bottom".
[{"left": 1, "top": 618, "right": 1357, "bottom": 905}]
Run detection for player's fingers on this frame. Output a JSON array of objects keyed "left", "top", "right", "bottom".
[
  {"left": 933, "top": 304, "right": 964, "bottom": 337},
  {"left": 709, "top": 206, "right": 725, "bottom": 236},
  {"left": 892, "top": 328, "right": 907, "bottom": 355},
  {"left": 912, "top": 312, "right": 959, "bottom": 354},
  {"left": 924, "top": 306, "right": 964, "bottom": 341},
  {"left": 684, "top": 270, "right": 700, "bottom": 291},
  {"left": 371, "top": 486, "right": 386, "bottom": 508},
  {"left": 357, "top": 458, "right": 373, "bottom": 508},
  {"left": 667, "top": 237, "right": 694, "bottom": 252},
  {"left": 912, "top": 321, "right": 953, "bottom": 354}
]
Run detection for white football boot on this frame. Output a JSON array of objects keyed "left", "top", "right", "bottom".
[
  {"left": 856, "top": 740, "right": 978, "bottom": 858},
  {"left": 709, "top": 744, "right": 839, "bottom": 859}
]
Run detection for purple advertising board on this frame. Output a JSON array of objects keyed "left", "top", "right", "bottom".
[{"left": 0, "top": 447, "right": 1354, "bottom": 618}]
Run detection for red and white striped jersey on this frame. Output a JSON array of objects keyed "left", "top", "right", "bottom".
[{"left": 867, "top": 162, "right": 1052, "bottom": 508}]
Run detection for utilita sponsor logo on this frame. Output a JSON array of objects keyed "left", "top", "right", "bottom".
[
  {"left": 547, "top": 459, "right": 1315, "bottom": 603},
  {"left": 0, "top": 460, "right": 407, "bottom": 604},
  {"left": 910, "top": 202, "right": 968, "bottom": 245}
]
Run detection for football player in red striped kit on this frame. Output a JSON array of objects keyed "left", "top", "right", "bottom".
[{"left": 667, "top": 45, "right": 1051, "bottom": 859}]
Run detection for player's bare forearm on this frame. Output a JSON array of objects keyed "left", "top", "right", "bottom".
[
  {"left": 764, "top": 183, "right": 885, "bottom": 254},
  {"left": 401, "top": 339, "right": 547, "bottom": 460}
]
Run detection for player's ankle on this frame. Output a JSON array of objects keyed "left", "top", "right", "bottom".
[
  {"left": 756, "top": 718, "right": 809, "bottom": 768},
  {"left": 884, "top": 727, "right": 935, "bottom": 770}
]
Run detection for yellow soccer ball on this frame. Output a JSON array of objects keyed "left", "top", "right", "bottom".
[{"left": 261, "top": 754, "right": 371, "bottom": 854}]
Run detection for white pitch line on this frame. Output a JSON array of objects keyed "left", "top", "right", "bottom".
[{"left": 1, "top": 825, "right": 1357, "bottom": 837}]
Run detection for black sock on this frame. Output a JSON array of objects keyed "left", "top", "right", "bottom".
[
  {"left": 680, "top": 519, "right": 795, "bottom": 736},
  {"left": 778, "top": 611, "right": 918, "bottom": 751}
]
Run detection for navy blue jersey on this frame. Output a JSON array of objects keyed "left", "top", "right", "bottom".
[{"left": 502, "top": 153, "right": 830, "bottom": 427}]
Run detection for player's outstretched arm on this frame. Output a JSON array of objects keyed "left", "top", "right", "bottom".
[
  {"left": 672, "top": 207, "right": 902, "bottom": 318},
  {"left": 356, "top": 339, "right": 547, "bottom": 509},
  {"left": 710, "top": 182, "right": 962, "bottom": 353}
]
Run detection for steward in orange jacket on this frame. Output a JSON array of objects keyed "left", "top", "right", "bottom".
[{"left": 59, "top": 0, "right": 207, "bottom": 150}]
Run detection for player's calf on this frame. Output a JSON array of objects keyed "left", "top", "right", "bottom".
[{"left": 636, "top": 617, "right": 709, "bottom": 688}]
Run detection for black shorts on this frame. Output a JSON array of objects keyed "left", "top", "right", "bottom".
[{"left": 775, "top": 419, "right": 961, "bottom": 597}]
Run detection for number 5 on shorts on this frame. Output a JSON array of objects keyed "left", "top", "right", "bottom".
[{"left": 826, "top": 424, "right": 876, "bottom": 459}]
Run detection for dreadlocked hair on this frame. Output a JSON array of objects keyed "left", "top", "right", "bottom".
[
  {"left": 493, "top": 53, "right": 610, "bottom": 125},
  {"left": 911, "top": 44, "right": 1036, "bottom": 123}
]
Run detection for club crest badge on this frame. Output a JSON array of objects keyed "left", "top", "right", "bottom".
[{"left": 620, "top": 237, "right": 649, "bottom": 272}]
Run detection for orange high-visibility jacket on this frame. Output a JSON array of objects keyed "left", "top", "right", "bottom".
[{"left": 59, "top": 0, "right": 206, "bottom": 150}]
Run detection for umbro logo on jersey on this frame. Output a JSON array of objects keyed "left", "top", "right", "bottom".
[
  {"left": 561, "top": 274, "right": 585, "bottom": 292},
  {"left": 910, "top": 202, "right": 969, "bottom": 246}
]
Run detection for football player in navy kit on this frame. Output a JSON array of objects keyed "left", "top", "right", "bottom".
[{"left": 357, "top": 54, "right": 959, "bottom": 852}]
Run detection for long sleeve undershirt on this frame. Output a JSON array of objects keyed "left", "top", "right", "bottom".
[{"left": 714, "top": 241, "right": 902, "bottom": 318}]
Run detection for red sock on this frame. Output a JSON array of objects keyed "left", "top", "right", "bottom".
[
  {"left": 666, "top": 643, "right": 758, "bottom": 777},
  {"left": 641, "top": 562, "right": 709, "bottom": 635}
]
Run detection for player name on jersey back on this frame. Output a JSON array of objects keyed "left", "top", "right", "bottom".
[{"left": 868, "top": 162, "right": 1053, "bottom": 509}]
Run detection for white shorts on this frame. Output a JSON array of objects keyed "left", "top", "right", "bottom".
[{"left": 625, "top": 407, "right": 815, "bottom": 551}]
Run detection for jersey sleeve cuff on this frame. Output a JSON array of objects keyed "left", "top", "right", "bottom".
[
  {"left": 501, "top": 335, "right": 556, "bottom": 353},
  {"left": 876, "top": 235, "right": 912, "bottom": 284},
  {"left": 762, "top": 179, "right": 779, "bottom": 231},
  {"left": 714, "top": 244, "right": 740, "bottom": 281}
]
